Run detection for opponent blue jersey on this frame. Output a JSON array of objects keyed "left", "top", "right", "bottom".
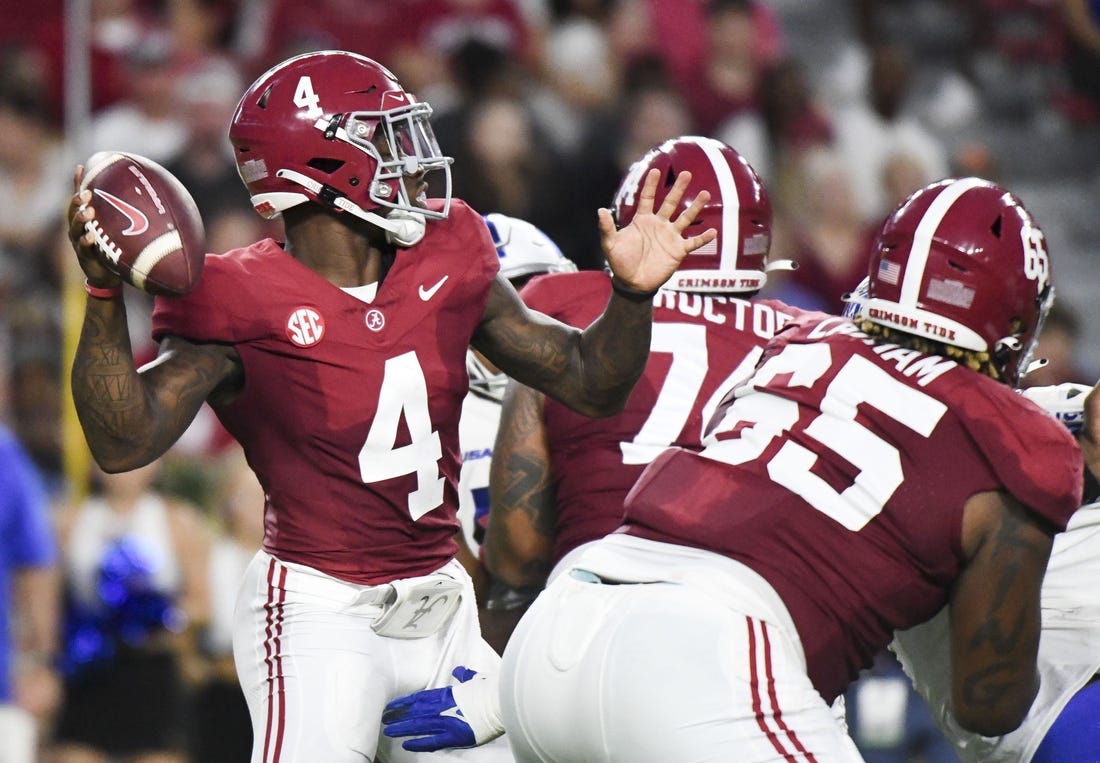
[{"left": 0, "top": 427, "right": 55, "bottom": 701}]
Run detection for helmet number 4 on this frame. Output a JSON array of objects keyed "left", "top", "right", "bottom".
[{"left": 294, "top": 76, "right": 324, "bottom": 120}]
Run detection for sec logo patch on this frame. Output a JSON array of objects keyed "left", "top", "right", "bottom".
[{"left": 286, "top": 307, "right": 325, "bottom": 347}]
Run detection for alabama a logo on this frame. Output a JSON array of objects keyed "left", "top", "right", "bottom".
[{"left": 365, "top": 308, "right": 385, "bottom": 332}]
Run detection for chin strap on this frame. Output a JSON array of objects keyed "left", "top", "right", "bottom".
[
  {"left": 766, "top": 259, "right": 798, "bottom": 272},
  {"left": 382, "top": 209, "right": 428, "bottom": 247},
  {"left": 1024, "top": 358, "right": 1049, "bottom": 376},
  {"left": 275, "top": 168, "right": 426, "bottom": 247}
]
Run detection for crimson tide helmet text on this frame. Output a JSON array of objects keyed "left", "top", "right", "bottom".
[
  {"left": 229, "top": 50, "right": 453, "bottom": 246},
  {"left": 863, "top": 177, "right": 1054, "bottom": 385},
  {"left": 611, "top": 136, "right": 786, "bottom": 293}
]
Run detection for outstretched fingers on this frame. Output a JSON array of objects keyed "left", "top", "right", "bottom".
[
  {"left": 597, "top": 206, "right": 616, "bottom": 241},
  {"left": 628, "top": 168, "right": 704, "bottom": 229},
  {"left": 656, "top": 169, "right": 694, "bottom": 221},
  {"left": 674, "top": 188, "right": 711, "bottom": 233},
  {"left": 682, "top": 228, "right": 718, "bottom": 254},
  {"left": 671, "top": 185, "right": 716, "bottom": 252},
  {"left": 633, "top": 168, "right": 661, "bottom": 216}
]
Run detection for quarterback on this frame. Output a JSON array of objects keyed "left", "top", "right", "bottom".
[{"left": 66, "top": 50, "right": 714, "bottom": 762}]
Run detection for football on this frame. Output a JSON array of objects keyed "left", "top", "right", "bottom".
[{"left": 80, "top": 151, "right": 206, "bottom": 296}]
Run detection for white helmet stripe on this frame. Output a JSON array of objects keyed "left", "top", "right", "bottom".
[
  {"left": 688, "top": 136, "right": 739, "bottom": 269},
  {"left": 900, "top": 177, "right": 987, "bottom": 306}
]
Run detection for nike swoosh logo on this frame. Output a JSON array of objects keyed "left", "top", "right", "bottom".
[
  {"left": 419, "top": 275, "right": 449, "bottom": 301},
  {"left": 94, "top": 188, "right": 150, "bottom": 236}
]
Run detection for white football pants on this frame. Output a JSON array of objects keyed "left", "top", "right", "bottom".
[
  {"left": 500, "top": 534, "right": 865, "bottom": 762},
  {"left": 233, "top": 550, "right": 514, "bottom": 763}
]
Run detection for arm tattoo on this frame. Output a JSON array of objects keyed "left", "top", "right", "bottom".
[
  {"left": 495, "top": 452, "right": 557, "bottom": 538},
  {"left": 574, "top": 291, "right": 654, "bottom": 407},
  {"left": 476, "top": 276, "right": 652, "bottom": 416},
  {"left": 492, "top": 383, "right": 555, "bottom": 530},
  {"left": 494, "top": 448, "right": 555, "bottom": 585},
  {"left": 957, "top": 501, "right": 1048, "bottom": 710},
  {"left": 959, "top": 661, "right": 1023, "bottom": 711},
  {"left": 487, "top": 383, "right": 556, "bottom": 586},
  {"left": 72, "top": 301, "right": 234, "bottom": 469},
  {"left": 72, "top": 306, "right": 151, "bottom": 448}
]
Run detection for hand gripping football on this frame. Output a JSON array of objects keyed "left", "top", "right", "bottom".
[{"left": 79, "top": 151, "right": 206, "bottom": 296}]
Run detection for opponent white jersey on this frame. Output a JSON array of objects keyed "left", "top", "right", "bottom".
[
  {"left": 457, "top": 384, "right": 501, "bottom": 557},
  {"left": 892, "top": 500, "right": 1100, "bottom": 762}
]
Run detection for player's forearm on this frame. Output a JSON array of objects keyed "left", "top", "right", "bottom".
[
  {"left": 949, "top": 495, "right": 1049, "bottom": 736},
  {"left": 572, "top": 284, "right": 654, "bottom": 416},
  {"left": 71, "top": 297, "right": 160, "bottom": 470},
  {"left": 484, "top": 492, "right": 555, "bottom": 589},
  {"left": 483, "top": 532, "right": 553, "bottom": 590},
  {"left": 477, "top": 276, "right": 651, "bottom": 417},
  {"left": 486, "top": 383, "right": 557, "bottom": 588},
  {"left": 480, "top": 307, "right": 651, "bottom": 418}
]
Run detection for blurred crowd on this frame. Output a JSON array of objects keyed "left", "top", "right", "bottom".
[{"left": 0, "top": 0, "right": 1097, "bottom": 760}]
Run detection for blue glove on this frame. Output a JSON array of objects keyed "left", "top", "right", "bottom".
[{"left": 383, "top": 666, "right": 504, "bottom": 752}]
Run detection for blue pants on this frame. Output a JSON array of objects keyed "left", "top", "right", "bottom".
[{"left": 1033, "top": 678, "right": 1100, "bottom": 763}]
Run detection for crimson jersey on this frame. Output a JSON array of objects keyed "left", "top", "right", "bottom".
[
  {"left": 151, "top": 200, "right": 499, "bottom": 585},
  {"left": 623, "top": 313, "right": 1083, "bottom": 702},
  {"left": 520, "top": 270, "right": 807, "bottom": 565}
]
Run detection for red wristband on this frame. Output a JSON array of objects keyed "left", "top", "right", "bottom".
[{"left": 84, "top": 279, "right": 123, "bottom": 299}]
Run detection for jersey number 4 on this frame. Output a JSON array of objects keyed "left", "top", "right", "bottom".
[{"left": 358, "top": 351, "right": 444, "bottom": 520}]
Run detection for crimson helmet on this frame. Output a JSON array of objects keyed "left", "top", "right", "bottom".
[
  {"left": 229, "top": 50, "right": 452, "bottom": 246},
  {"left": 611, "top": 136, "right": 788, "bottom": 293},
  {"left": 863, "top": 177, "right": 1054, "bottom": 385}
]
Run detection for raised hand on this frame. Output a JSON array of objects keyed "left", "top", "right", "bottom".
[{"left": 598, "top": 168, "right": 716, "bottom": 294}]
